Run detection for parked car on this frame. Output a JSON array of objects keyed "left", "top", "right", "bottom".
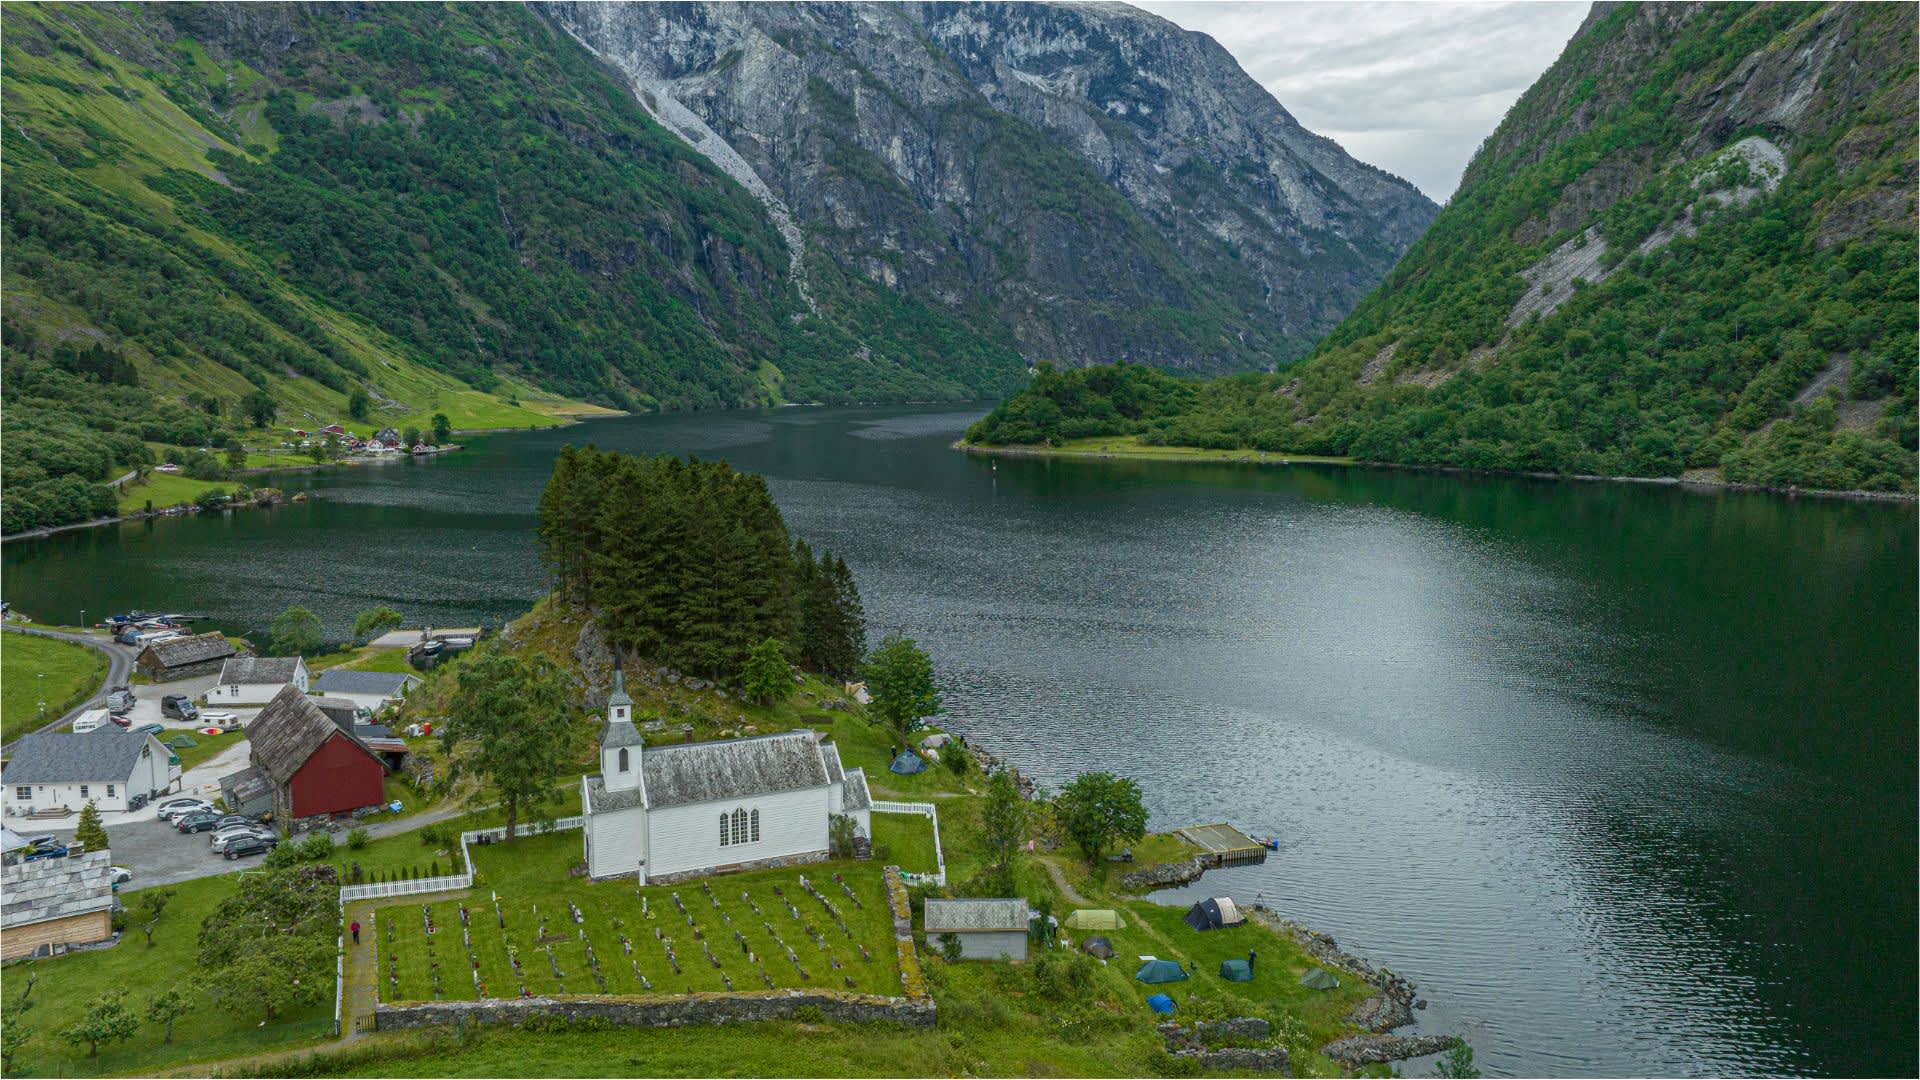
[
  {"left": 210, "top": 829, "right": 274, "bottom": 854},
  {"left": 109, "top": 866, "right": 133, "bottom": 885},
  {"left": 200, "top": 710, "right": 239, "bottom": 729},
  {"left": 24, "top": 838, "right": 68, "bottom": 861},
  {"left": 223, "top": 835, "right": 277, "bottom": 860},
  {"left": 105, "top": 688, "right": 136, "bottom": 715},
  {"left": 161, "top": 695, "right": 199, "bottom": 722},
  {"left": 212, "top": 815, "right": 260, "bottom": 831},
  {"left": 176, "top": 812, "right": 221, "bottom": 834},
  {"left": 155, "top": 797, "right": 210, "bottom": 820}
]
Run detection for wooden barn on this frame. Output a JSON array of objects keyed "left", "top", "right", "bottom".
[
  {"left": 246, "top": 685, "right": 387, "bottom": 828},
  {"left": 135, "top": 632, "right": 236, "bottom": 682}
]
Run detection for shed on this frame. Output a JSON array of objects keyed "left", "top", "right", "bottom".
[
  {"left": 248, "top": 685, "right": 387, "bottom": 825},
  {"left": 1064, "top": 908, "right": 1122, "bottom": 930},
  {"left": 1, "top": 848, "right": 115, "bottom": 960},
  {"left": 1183, "top": 897, "right": 1245, "bottom": 931},
  {"left": 135, "top": 632, "right": 236, "bottom": 683},
  {"left": 924, "top": 898, "right": 1030, "bottom": 961},
  {"left": 219, "top": 765, "right": 274, "bottom": 818},
  {"left": 207, "top": 655, "right": 310, "bottom": 705}
]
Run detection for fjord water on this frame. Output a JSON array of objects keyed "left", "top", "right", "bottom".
[{"left": 5, "top": 406, "right": 1913, "bottom": 1076}]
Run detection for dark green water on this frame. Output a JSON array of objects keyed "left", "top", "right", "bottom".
[{"left": 4, "top": 406, "right": 1914, "bottom": 1076}]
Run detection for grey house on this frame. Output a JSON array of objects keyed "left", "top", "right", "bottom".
[
  {"left": 135, "top": 632, "right": 236, "bottom": 682},
  {"left": 924, "top": 898, "right": 1030, "bottom": 961}
]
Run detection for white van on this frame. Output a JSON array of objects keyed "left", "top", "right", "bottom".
[{"left": 70, "top": 709, "right": 111, "bottom": 734}]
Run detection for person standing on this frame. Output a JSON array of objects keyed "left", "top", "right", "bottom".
[
  {"left": 1247, "top": 948, "right": 1256, "bottom": 975},
  {"left": 351, "top": 919, "right": 361, "bottom": 944}
]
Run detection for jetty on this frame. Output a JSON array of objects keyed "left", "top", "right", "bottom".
[{"left": 1175, "top": 823, "right": 1269, "bottom": 867}]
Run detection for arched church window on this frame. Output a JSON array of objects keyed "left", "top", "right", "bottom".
[
  {"left": 731, "top": 807, "right": 749, "bottom": 846},
  {"left": 617, "top": 747, "right": 629, "bottom": 772},
  {"left": 750, "top": 808, "right": 760, "bottom": 843},
  {"left": 720, "top": 812, "right": 730, "bottom": 846}
]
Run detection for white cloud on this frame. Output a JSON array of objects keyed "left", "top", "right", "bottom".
[{"left": 1134, "top": 1, "right": 1592, "bottom": 200}]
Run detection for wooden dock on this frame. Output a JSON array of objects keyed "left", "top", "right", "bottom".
[{"left": 1176, "top": 823, "right": 1268, "bottom": 867}]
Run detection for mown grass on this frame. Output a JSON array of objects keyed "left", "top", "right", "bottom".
[
  {"left": 2, "top": 630, "right": 108, "bottom": 742},
  {"left": 870, "top": 812, "right": 941, "bottom": 876},
  {"left": 167, "top": 727, "right": 246, "bottom": 773},
  {"left": 114, "top": 472, "right": 234, "bottom": 513},
  {"left": 366, "top": 830, "right": 898, "bottom": 1003}
]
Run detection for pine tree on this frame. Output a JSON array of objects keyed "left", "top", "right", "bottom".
[{"left": 74, "top": 801, "right": 108, "bottom": 853}]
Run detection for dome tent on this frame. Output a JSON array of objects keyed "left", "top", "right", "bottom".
[
  {"left": 1219, "top": 958, "right": 1253, "bottom": 982},
  {"left": 1135, "top": 958, "right": 1189, "bottom": 984},
  {"left": 1183, "top": 897, "right": 1245, "bottom": 931},
  {"left": 1299, "top": 967, "right": 1341, "bottom": 990},
  {"left": 1082, "top": 936, "right": 1115, "bottom": 959},
  {"left": 888, "top": 750, "right": 927, "bottom": 775},
  {"left": 1064, "top": 908, "right": 1122, "bottom": 930},
  {"left": 1146, "top": 993, "right": 1176, "bottom": 1014}
]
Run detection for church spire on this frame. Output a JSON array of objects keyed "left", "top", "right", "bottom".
[{"left": 609, "top": 657, "right": 632, "bottom": 709}]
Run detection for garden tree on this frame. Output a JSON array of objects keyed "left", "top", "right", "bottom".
[
  {"left": 431, "top": 413, "right": 452, "bottom": 444},
  {"left": 224, "top": 442, "right": 247, "bottom": 471},
  {"left": 979, "top": 769, "right": 1029, "bottom": 892},
  {"left": 740, "top": 637, "right": 791, "bottom": 705},
  {"left": 1054, "top": 771, "right": 1149, "bottom": 866},
  {"left": 351, "top": 605, "right": 404, "bottom": 644},
  {"left": 198, "top": 865, "right": 338, "bottom": 1021},
  {"left": 441, "top": 651, "right": 573, "bottom": 840},
  {"left": 60, "top": 992, "right": 138, "bottom": 1057},
  {"left": 133, "top": 887, "right": 175, "bottom": 947},
  {"left": 347, "top": 386, "right": 370, "bottom": 421},
  {"left": 862, "top": 635, "right": 942, "bottom": 747},
  {"left": 0, "top": 1021, "right": 30, "bottom": 1072},
  {"left": 402, "top": 425, "right": 421, "bottom": 449},
  {"left": 242, "top": 390, "right": 277, "bottom": 428},
  {"left": 145, "top": 987, "right": 192, "bottom": 1044},
  {"left": 269, "top": 605, "right": 324, "bottom": 655},
  {"left": 74, "top": 800, "right": 108, "bottom": 852}
]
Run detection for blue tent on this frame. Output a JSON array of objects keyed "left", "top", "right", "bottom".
[
  {"left": 889, "top": 751, "right": 927, "bottom": 775},
  {"left": 1146, "top": 993, "right": 1176, "bottom": 1014},
  {"left": 1135, "top": 959, "right": 1189, "bottom": 984}
]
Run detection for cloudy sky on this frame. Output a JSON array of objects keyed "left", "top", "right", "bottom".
[{"left": 1134, "top": 1, "right": 1592, "bottom": 201}]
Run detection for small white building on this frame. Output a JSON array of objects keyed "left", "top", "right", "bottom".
[
  {"left": 308, "top": 669, "right": 420, "bottom": 712},
  {"left": 580, "top": 665, "right": 874, "bottom": 884},
  {"left": 924, "top": 898, "right": 1031, "bottom": 961},
  {"left": 3, "top": 730, "right": 175, "bottom": 816},
  {"left": 206, "top": 656, "right": 310, "bottom": 706}
]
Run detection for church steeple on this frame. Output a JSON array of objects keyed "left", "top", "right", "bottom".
[{"left": 600, "top": 658, "right": 642, "bottom": 791}]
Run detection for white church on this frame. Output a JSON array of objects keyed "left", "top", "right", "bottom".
[{"left": 581, "top": 665, "right": 874, "bottom": 883}]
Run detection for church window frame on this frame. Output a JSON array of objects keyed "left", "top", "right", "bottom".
[
  {"left": 720, "top": 812, "right": 730, "bottom": 846},
  {"left": 731, "top": 807, "right": 749, "bottom": 845},
  {"left": 617, "top": 747, "right": 629, "bottom": 773},
  {"left": 750, "top": 808, "right": 760, "bottom": 843}
]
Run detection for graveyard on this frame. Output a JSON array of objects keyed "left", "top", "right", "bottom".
[{"left": 368, "top": 830, "right": 901, "bottom": 1004}]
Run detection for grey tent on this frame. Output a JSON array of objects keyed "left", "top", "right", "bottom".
[
  {"left": 1299, "top": 968, "right": 1340, "bottom": 990},
  {"left": 1082, "top": 936, "right": 1115, "bottom": 959}
]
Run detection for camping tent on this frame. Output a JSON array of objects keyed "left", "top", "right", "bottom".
[
  {"left": 1219, "top": 959, "right": 1253, "bottom": 982},
  {"left": 1064, "top": 909, "right": 1122, "bottom": 930},
  {"left": 1135, "top": 959, "right": 1189, "bottom": 984},
  {"left": 888, "top": 751, "right": 927, "bottom": 775},
  {"left": 1183, "top": 897, "right": 1245, "bottom": 931},
  {"left": 1083, "top": 936, "right": 1115, "bottom": 959},
  {"left": 1146, "top": 993, "right": 1176, "bottom": 1014},
  {"left": 1299, "top": 968, "right": 1341, "bottom": 990},
  {"left": 919, "top": 733, "right": 953, "bottom": 750}
]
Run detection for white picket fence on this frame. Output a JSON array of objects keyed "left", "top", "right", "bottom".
[
  {"left": 871, "top": 800, "right": 945, "bottom": 887},
  {"left": 338, "top": 815, "right": 584, "bottom": 903}
]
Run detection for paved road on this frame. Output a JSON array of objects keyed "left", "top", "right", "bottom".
[{"left": 2, "top": 624, "right": 136, "bottom": 751}]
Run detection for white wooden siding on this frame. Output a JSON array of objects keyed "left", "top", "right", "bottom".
[
  {"left": 646, "top": 785, "right": 828, "bottom": 881},
  {"left": 586, "top": 804, "right": 649, "bottom": 880}
]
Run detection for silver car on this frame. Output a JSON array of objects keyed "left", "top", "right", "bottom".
[{"left": 209, "top": 827, "right": 275, "bottom": 854}]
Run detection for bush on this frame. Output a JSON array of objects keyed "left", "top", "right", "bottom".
[
  {"left": 938, "top": 933, "right": 963, "bottom": 963},
  {"left": 346, "top": 827, "right": 369, "bottom": 850},
  {"left": 943, "top": 743, "right": 971, "bottom": 775},
  {"left": 298, "top": 830, "right": 334, "bottom": 861},
  {"left": 791, "top": 1004, "right": 827, "bottom": 1024}
]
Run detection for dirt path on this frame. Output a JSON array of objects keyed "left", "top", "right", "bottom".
[{"left": 1042, "top": 858, "right": 1090, "bottom": 906}]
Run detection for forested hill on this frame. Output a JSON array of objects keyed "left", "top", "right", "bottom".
[{"left": 967, "top": 4, "right": 1918, "bottom": 494}]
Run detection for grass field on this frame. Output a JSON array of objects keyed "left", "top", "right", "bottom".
[
  {"left": 2, "top": 632, "right": 108, "bottom": 742},
  {"left": 114, "top": 472, "right": 235, "bottom": 513},
  {"left": 963, "top": 434, "right": 1354, "bottom": 468},
  {"left": 166, "top": 727, "right": 245, "bottom": 772},
  {"left": 870, "top": 811, "right": 941, "bottom": 876},
  {"left": 368, "top": 830, "right": 898, "bottom": 1003}
]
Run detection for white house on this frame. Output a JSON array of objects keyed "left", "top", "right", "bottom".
[
  {"left": 308, "top": 669, "right": 420, "bottom": 712},
  {"left": 206, "top": 656, "right": 310, "bottom": 706},
  {"left": 580, "top": 665, "right": 874, "bottom": 884},
  {"left": 3, "top": 731, "right": 175, "bottom": 816}
]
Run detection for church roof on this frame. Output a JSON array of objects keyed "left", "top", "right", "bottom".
[
  {"left": 584, "top": 776, "right": 647, "bottom": 814},
  {"left": 607, "top": 662, "right": 633, "bottom": 708},
  {"left": 841, "top": 767, "right": 872, "bottom": 812},
  {"left": 642, "top": 730, "right": 828, "bottom": 809},
  {"left": 600, "top": 716, "right": 644, "bottom": 749},
  {"left": 820, "top": 742, "right": 846, "bottom": 785}
]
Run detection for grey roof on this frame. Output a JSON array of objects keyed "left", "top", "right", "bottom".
[
  {"left": 841, "top": 767, "right": 872, "bottom": 813},
  {"left": 311, "top": 670, "right": 420, "bottom": 697},
  {"left": 584, "top": 776, "right": 647, "bottom": 813},
  {"left": 142, "top": 632, "right": 235, "bottom": 668},
  {"left": 924, "top": 898, "right": 1030, "bottom": 933},
  {"left": 248, "top": 685, "right": 377, "bottom": 784},
  {"left": 2, "top": 730, "right": 160, "bottom": 784},
  {"left": 642, "top": 730, "right": 829, "bottom": 810},
  {"left": 219, "top": 656, "right": 303, "bottom": 685},
  {"left": 307, "top": 697, "right": 367, "bottom": 727},
  {"left": 607, "top": 663, "right": 632, "bottom": 708},
  {"left": 600, "top": 716, "right": 644, "bottom": 750},
  {"left": 220, "top": 765, "right": 271, "bottom": 804},
  {"left": 821, "top": 742, "right": 846, "bottom": 785},
  {"left": 2, "top": 849, "right": 114, "bottom": 929}
]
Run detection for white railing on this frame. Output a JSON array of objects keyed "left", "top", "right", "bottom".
[
  {"left": 871, "top": 801, "right": 945, "bottom": 887},
  {"left": 338, "top": 815, "right": 585, "bottom": 902},
  {"left": 333, "top": 936, "right": 344, "bottom": 1035}
]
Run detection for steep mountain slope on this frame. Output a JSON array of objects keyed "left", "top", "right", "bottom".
[
  {"left": 969, "top": 3, "right": 1917, "bottom": 493},
  {"left": 541, "top": 0, "right": 1438, "bottom": 371}
]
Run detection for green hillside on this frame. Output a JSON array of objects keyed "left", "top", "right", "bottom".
[
  {"left": 1, "top": 2, "right": 1021, "bottom": 533},
  {"left": 968, "top": 4, "right": 1917, "bottom": 494}
]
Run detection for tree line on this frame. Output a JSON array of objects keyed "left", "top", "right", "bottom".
[{"left": 537, "top": 445, "right": 866, "bottom": 683}]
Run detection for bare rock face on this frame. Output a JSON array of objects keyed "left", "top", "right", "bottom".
[{"left": 540, "top": 1, "right": 1436, "bottom": 372}]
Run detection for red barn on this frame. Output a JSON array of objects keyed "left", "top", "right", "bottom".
[{"left": 246, "top": 685, "right": 387, "bottom": 827}]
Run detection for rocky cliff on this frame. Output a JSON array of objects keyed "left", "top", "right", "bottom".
[{"left": 540, "top": 1, "right": 1438, "bottom": 372}]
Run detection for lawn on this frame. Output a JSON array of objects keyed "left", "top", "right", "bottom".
[
  {"left": 2, "top": 631, "right": 108, "bottom": 742},
  {"left": 870, "top": 811, "right": 941, "bottom": 876},
  {"left": 364, "top": 830, "right": 900, "bottom": 1004},
  {"left": 114, "top": 471, "right": 233, "bottom": 513},
  {"left": 0, "top": 873, "right": 333, "bottom": 1078},
  {"left": 166, "top": 727, "right": 245, "bottom": 772}
]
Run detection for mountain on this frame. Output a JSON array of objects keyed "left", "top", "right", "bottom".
[
  {"left": 967, "top": 3, "right": 1918, "bottom": 494},
  {"left": 541, "top": 0, "right": 1437, "bottom": 372}
]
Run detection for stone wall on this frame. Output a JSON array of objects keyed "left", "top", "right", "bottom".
[
  {"left": 645, "top": 847, "right": 827, "bottom": 886},
  {"left": 374, "top": 990, "right": 933, "bottom": 1032}
]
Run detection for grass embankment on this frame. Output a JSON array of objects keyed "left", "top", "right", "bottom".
[
  {"left": 961, "top": 434, "right": 1354, "bottom": 468},
  {"left": 1, "top": 631, "right": 108, "bottom": 742},
  {"left": 368, "top": 830, "right": 898, "bottom": 1003}
]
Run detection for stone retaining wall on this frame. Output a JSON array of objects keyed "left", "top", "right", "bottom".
[{"left": 375, "top": 989, "right": 934, "bottom": 1032}]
